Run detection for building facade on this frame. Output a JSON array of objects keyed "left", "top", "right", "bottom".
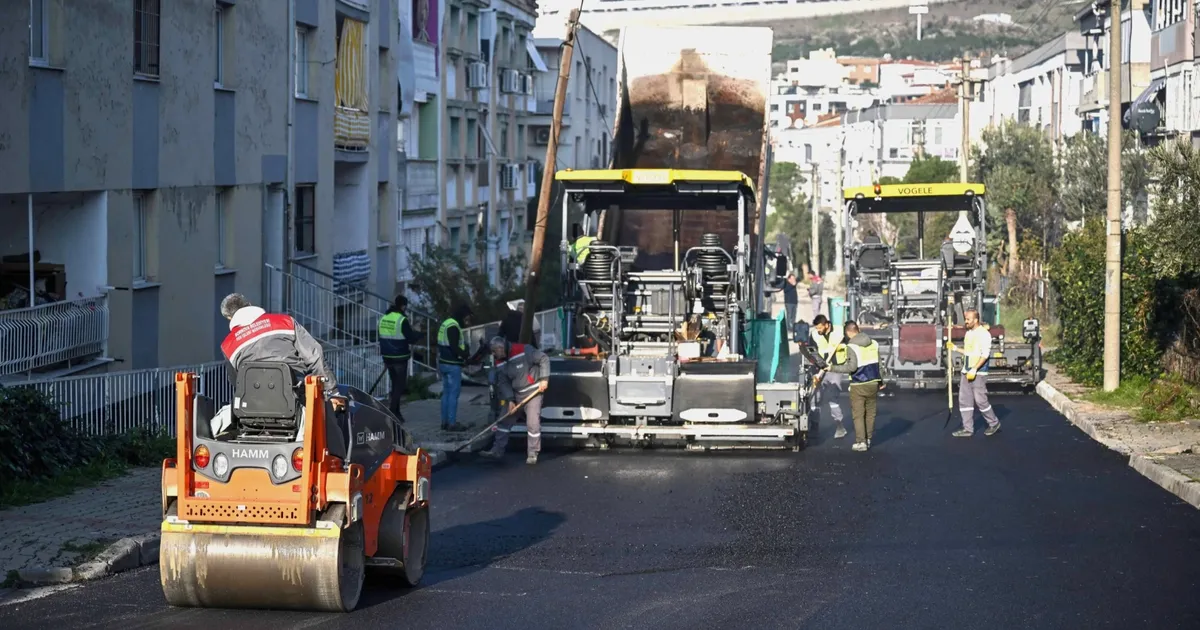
[
  {"left": 2, "top": 0, "right": 398, "bottom": 377},
  {"left": 1075, "top": 0, "right": 1153, "bottom": 132},
  {"left": 982, "top": 32, "right": 1088, "bottom": 147}
]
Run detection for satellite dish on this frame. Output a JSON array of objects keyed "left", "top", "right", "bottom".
[{"left": 949, "top": 211, "right": 974, "bottom": 254}]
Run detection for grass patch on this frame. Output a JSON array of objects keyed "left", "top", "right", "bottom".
[
  {"left": 1081, "top": 374, "right": 1200, "bottom": 423},
  {"left": 997, "top": 299, "right": 1059, "bottom": 348},
  {"left": 0, "top": 457, "right": 129, "bottom": 510},
  {"left": 59, "top": 538, "right": 114, "bottom": 565}
]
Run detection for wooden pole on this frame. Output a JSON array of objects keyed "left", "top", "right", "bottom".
[
  {"left": 1103, "top": 0, "right": 1122, "bottom": 391},
  {"left": 959, "top": 57, "right": 970, "bottom": 182},
  {"left": 520, "top": 9, "right": 580, "bottom": 344}
]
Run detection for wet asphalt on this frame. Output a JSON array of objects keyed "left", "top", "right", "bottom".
[{"left": 3, "top": 392, "right": 1200, "bottom": 629}]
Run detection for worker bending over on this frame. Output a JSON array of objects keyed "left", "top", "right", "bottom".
[
  {"left": 378, "top": 295, "right": 415, "bottom": 422},
  {"left": 809, "top": 314, "right": 847, "bottom": 439},
  {"left": 827, "top": 320, "right": 881, "bottom": 452},
  {"left": 213, "top": 293, "right": 345, "bottom": 436},
  {"left": 480, "top": 336, "right": 550, "bottom": 465},
  {"left": 947, "top": 308, "right": 1002, "bottom": 437}
]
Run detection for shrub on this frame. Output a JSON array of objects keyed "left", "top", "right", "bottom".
[
  {"left": 1138, "top": 374, "right": 1200, "bottom": 423},
  {"left": 0, "top": 386, "right": 104, "bottom": 487},
  {"left": 1047, "top": 220, "right": 1161, "bottom": 386}
]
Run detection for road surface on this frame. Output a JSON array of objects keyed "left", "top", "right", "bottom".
[{"left": 3, "top": 393, "right": 1200, "bottom": 629}]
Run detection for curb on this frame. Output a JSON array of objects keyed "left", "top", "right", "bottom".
[
  {"left": 15, "top": 533, "right": 160, "bottom": 587},
  {"left": 1037, "top": 379, "right": 1200, "bottom": 509},
  {"left": 14, "top": 447, "right": 465, "bottom": 587}
]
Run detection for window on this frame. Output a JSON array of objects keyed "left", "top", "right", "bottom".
[
  {"left": 500, "top": 123, "right": 509, "bottom": 158},
  {"left": 889, "top": 147, "right": 899, "bottom": 159},
  {"left": 294, "top": 185, "right": 315, "bottom": 255},
  {"left": 295, "top": 26, "right": 310, "bottom": 97},
  {"left": 467, "top": 119, "right": 479, "bottom": 158},
  {"left": 29, "top": 0, "right": 48, "bottom": 64},
  {"left": 804, "top": 144, "right": 812, "bottom": 162},
  {"left": 214, "top": 4, "right": 225, "bottom": 85},
  {"left": 215, "top": 188, "right": 231, "bottom": 268},
  {"left": 449, "top": 117, "right": 461, "bottom": 157},
  {"left": 134, "top": 0, "right": 161, "bottom": 77},
  {"left": 449, "top": 226, "right": 461, "bottom": 251},
  {"left": 377, "top": 183, "right": 390, "bottom": 243},
  {"left": 516, "top": 124, "right": 525, "bottom": 161},
  {"left": 134, "top": 193, "right": 150, "bottom": 281},
  {"left": 933, "top": 125, "right": 944, "bottom": 145}
]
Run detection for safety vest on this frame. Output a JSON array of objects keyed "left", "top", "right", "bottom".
[
  {"left": 810, "top": 329, "right": 848, "bottom": 364},
  {"left": 848, "top": 340, "right": 882, "bottom": 384},
  {"left": 962, "top": 327, "right": 992, "bottom": 374},
  {"left": 437, "top": 318, "right": 466, "bottom": 364},
  {"left": 572, "top": 236, "right": 596, "bottom": 264},
  {"left": 378, "top": 312, "right": 410, "bottom": 360}
]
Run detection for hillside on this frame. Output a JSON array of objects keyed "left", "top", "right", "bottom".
[{"left": 740, "top": 0, "right": 1090, "bottom": 65}]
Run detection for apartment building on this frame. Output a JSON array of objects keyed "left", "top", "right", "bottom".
[
  {"left": 396, "top": 0, "right": 444, "bottom": 292},
  {"left": 1075, "top": 0, "right": 1152, "bottom": 132},
  {"left": 1, "top": 0, "right": 397, "bottom": 378},
  {"left": 529, "top": 18, "right": 618, "bottom": 170},
  {"left": 983, "top": 32, "right": 1088, "bottom": 147},
  {"left": 1148, "top": 0, "right": 1195, "bottom": 139},
  {"left": 840, "top": 96, "right": 973, "bottom": 186},
  {"left": 839, "top": 56, "right": 883, "bottom": 86}
]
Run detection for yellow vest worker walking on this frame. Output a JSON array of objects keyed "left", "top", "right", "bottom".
[
  {"left": 572, "top": 235, "right": 596, "bottom": 265},
  {"left": 378, "top": 295, "right": 415, "bottom": 422},
  {"left": 828, "top": 320, "right": 882, "bottom": 451},
  {"left": 947, "top": 308, "right": 1002, "bottom": 437},
  {"left": 808, "top": 314, "right": 848, "bottom": 438}
]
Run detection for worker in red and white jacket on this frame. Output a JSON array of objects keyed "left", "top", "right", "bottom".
[
  {"left": 480, "top": 336, "right": 549, "bottom": 465},
  {"left": 209, "top": 294, "right": 345, "bottom": 435}
]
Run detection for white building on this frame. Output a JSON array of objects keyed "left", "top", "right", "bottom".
[
  {"left": 772, "top": 121, "right": 843, "bottom": 214},
  {"left": 840, "top": 96, "right": 972, "bottom": 186},
  {"left": 878, "top": 59, "right": 955, "bottom": 103},
  {"left": 1149, "top": 0, "right": 1195, "bottom": 139},
  {"left": 1075, "top": 0, "right": 1153, "bottom": 133},
  {"left": 982, "top": 32, "right": 1089, "bottom": 145},
  {"left": 529, "top": 18, "right": 618, "bottom": 171}
]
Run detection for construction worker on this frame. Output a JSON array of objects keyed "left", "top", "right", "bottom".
[
  {"left": 808, "top": 314, "right": 847, "bottom": 439},
  {"left": 213, "top": 293, "right": 345, "bottom": 435},
  {"left": 571, "top": 233, "right": 596, "bottom": 265},
  {"left": 947, "top": 308, "right": 1002, "bottom": 437},
  {"left": 808, "top": 269, "right": 824, "bottom": 319},
  {"left": 826, "top": 320, "right": 881, "bottom": 452},
  {"left": 480, "top": 336, "right": 550, "bottom": 465},
  {"left": 437, "top": 303, "right": 475, "bottom": 432},
  {"left": 783, "top": 273, "right": 800, "bottom": 339},
  {"left": 378, "top": 295, "right": 415, "bottom": 422}
]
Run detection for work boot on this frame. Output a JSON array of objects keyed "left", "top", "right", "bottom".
[
  {"left": 834, "top": 423, "right": 847, "bottom": 439},
  {"left": 479, "top": 448, "right": 504, "bottom": 461},
  {"left": 446, "top": 422, "right": 475, "bottom": 432},
  {"left": 984, "top": 422, "right": 1001, "bottom": 436},
  {"left": 526, "top": 452, "right": 538, "bottom": 465},
  {"left": 851, "top": 441, "right": 868, "bottom": 452},
  {"left": 952, "top": 429, "right": 973, "bottom": 438}
]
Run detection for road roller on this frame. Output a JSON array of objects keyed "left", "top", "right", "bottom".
[{"left": 159, "top": 362, "right": 432, "bottom": 612}]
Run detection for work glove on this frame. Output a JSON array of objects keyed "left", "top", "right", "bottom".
[
  {"left": 945, "top": 341, "right": 956, "bottom": 352},
  {"left": 966, "top": 369, "right": 977, "bottom": 382}
]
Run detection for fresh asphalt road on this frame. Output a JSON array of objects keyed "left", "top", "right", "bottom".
[{"left": 3, "top": 392, "right": 1200, "bottom": 629}]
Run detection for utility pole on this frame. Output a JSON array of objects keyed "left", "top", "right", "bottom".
[
  {"left": 834, "top": 143, "right": 844, "bottom": 274},
  {"left": 1103, "top": 0, "right": 1122, "bottom": 391},
  {"left": 520, "top": 9, "right": 579, "bottom": 344},
  {"left": 811, "top": 162, "right": 821, "bottom": 273},
  {"left": 959, "top": 57, "right": 970, "bottom": 182}
]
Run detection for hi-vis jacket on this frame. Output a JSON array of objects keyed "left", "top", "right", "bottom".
[
  {"left": 962, "top": 327, "right": 993, "bottom": 374},
  {"left": 378, "top": 311, "right": 414, "bottom": 360},
  {"left": 493, "top": 343, "right": 550, "bottom": 404},
  {"left": 220, "top": 306, "right": 338, "bottom": 395},
  {"left": 810, "top": 328, "right": 848, "bottom": 365},
  {"left": 829, "top": 331, "right": 882, "bottom": 384}
]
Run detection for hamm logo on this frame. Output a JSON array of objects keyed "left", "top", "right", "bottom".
[{"left": 231, "top": 448, "right": 269, "bottom": 459}]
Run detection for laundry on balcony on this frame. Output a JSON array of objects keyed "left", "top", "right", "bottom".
[
  {"left": 331, "top": 249, "right": 371, "bottom": 294},
  {"left": 334, "top": 16, "right": 370, "bottom": 151}
]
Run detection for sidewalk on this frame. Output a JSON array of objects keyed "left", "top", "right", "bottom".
[
  {"left": 0, "top": 385, "right": 492, "bottom": 591},
  {"left": 1037, "top": 364, "right": 1200, "bottom": 508}
]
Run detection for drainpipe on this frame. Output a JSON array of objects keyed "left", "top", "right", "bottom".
[
  {"left": 27, "top": 193, "right": 34, "bottom": 308},
  {"left": 285, "top": 0, "right": 296, "bottom": 280}
]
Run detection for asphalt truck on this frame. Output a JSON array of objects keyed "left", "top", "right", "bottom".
[{"left": 508, "top": 25, "right": 819, "bottom": 451}]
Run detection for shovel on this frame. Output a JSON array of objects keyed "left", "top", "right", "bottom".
[
  {"left": 453, "top": 388, "right": 543, "bottom": 454},
  {"left": 943, "top": 344, "right": 955, "bottom": 430}
]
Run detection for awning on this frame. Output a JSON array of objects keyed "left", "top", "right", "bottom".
[
  {"left": 1123, "top": 77, "right": 1165, "bottom": 125},
  {"left": 526, "top": 38, "right": 549, "bottom": 73}
]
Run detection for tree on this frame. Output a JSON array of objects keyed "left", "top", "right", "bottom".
[
  {"left": 409, "top": 245, "right": 525, "bottom": 325},
  {"left": 1059, "top": 130, "right": 1151, "bottom": 231},
  {"left": 1146, "top": 140, "right": 1200, "bottom": 280},
  {"left": 765, "top": 161, "right": 809, "bottom": 271},
  {"left": 891, "top": 155, "right": 960, "bottom": 256},
  {"left": 971, "top": 121, "right": 1057, "bottom": 272}
]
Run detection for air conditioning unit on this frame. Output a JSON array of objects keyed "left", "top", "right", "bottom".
[
  {"left": 467, "top": 62, "right": 488, "bottom": 89},
  {"left": 500, "top": 69, "right": 521, "bottom": 94},
  {"left": 533, "top": 126, "right": 551, "bottom": 145},
  {"left": 500, "top": 164, "right": 520, "bottom": 190}
]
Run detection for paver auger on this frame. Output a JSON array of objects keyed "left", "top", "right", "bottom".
[{"left": 159, "top": 364, "right": 432, "bottom": 612}]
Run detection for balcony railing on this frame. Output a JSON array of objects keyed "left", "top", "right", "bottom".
[{"left": 0, "top": 295, "right": 109, "bottom": 376}]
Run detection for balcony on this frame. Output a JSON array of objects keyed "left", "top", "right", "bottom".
[
  {"left": 534, "top": 99, "right": 570, "bottom": 116},
  {"left": 0, "top": 295, "right": 109, "bottom": 377},
  {"left": 334, "top": 15, "right": 370, "bottom": 154}
]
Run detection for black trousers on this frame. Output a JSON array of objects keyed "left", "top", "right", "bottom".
[{"left": 385, "top": 359, "right": 409, "bottom": 421}]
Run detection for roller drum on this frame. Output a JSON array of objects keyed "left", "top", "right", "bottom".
[{"left": 159, "top": 520, "right": 364, "bottom": 612}]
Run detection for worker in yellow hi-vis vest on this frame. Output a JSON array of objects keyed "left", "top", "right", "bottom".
[
  {"left": 828, "top": 320, "right": 881, "bottom": 452},
  {"left": 378, "top": 295, "right": 415, "bottom": 422}
]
